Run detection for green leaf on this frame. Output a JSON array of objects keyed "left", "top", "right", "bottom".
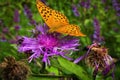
[
  {"left": 58, "top": 57, "right": 90, "bottom": 80},
  {"left": 50, "top": 58, "right": 72, "bottom": 75}
]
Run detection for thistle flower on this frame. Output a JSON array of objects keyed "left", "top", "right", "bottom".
[
  {"left": 85, "top": 44, "right": 115, "bottom": 80},
  {"left": 72, "top": 5, "right": 80, "bottom": 17},
  {"left": 74, "top": 18, "right": 115, "bottom": 79},
  {"left": 74, "top": 43, "right": 115, "bottom": 79},
  {"left": 0, "top": 56, "right": 29, "bottom": 80},
  {"left": 24, "top": 5, "right": 36, "bottom": 26},
  {"left": 18, "top": 24, "right": 80, "bottom": 65},
  {"left": 85, "top": 44, "right": 114, "bottom": 72}
]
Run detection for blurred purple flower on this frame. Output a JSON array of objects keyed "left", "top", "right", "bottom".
[
  {"left": 13, "top": 9, "right": 20, "bottom": 23},
  {"left": 79, "top": 0, "right": 91, "bottom": 9},
  {"left": 0, "top": 35, "right": 7, "bottom": 42},
  {"left": 72, "top": 5, "right": 80, "bottom": 17},
  {"left": 18, "top": 24, "right": 80, "bottom": 65},
  {"left": 93, "top": 18, "right": 103, "bottom": 43},
  {"left": 112, "top": 0, "right": 120, "bottom": 16},
  {"left": 14, "top": 25, "right": 21, "bottom": 31},
  {"left": 2, "top": 27, "right": 9, "bottom": 34},
  {"left": 24, "top": 5, "right": 36, "bottom": 26}
]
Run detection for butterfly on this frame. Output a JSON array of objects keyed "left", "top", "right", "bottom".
[{"left": 36, "top": 0, "right": 86, "bottom": 37}]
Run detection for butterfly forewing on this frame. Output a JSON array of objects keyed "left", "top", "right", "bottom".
[{"left": 36, "top": 0, "right": 69, "bottom": 28}]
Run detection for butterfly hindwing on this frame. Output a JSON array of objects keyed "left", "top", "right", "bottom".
[{"left": 55, "top": 24, "right": 86, "bottom": 36}]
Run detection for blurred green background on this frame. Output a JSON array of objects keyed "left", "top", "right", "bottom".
[{"left": 0, "top": 0, "right": 120, "bottom": 80}]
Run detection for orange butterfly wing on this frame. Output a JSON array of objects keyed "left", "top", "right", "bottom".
[
  {"left": 36, "top": 0, "right": 69, "bottom": 29},
  {"left": 36, "top": 0, "right": 86, "bottom": 37},
  {"left": 55, "top": 24, "right": 86, "bottom": 36}
]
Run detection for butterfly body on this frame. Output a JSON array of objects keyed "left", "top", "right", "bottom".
[{"left": 36, "top": 0, "right": 86, "bottom": 37}]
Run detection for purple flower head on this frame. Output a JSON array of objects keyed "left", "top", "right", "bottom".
[
  {"left": 24, "top": 5, "right": 36, "bottom": 26},
  {"left": 13, "top": 9, "right": 20, "bottom": 23},
  {"left": 72, "top": 5, "right": 80, "bottom": 17},
  {"left": 93, "top": 18, "right": 103, "bottom": 43},
  {"left": 18, "top": 24, "right": 80, "bottom": 65},
  {"left": 74, "top": 43, "right": 115, "bottom": 79}
]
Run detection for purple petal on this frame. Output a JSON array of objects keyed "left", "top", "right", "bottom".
[
  {"left": 74, "top": 55, "right": 85, "bottom": 63},
  {"left": 102, "top": 62, "right": 115, "bottom": 76},
  {"left": 36, "top": 24, "right": 49, "bottom": 34}
]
